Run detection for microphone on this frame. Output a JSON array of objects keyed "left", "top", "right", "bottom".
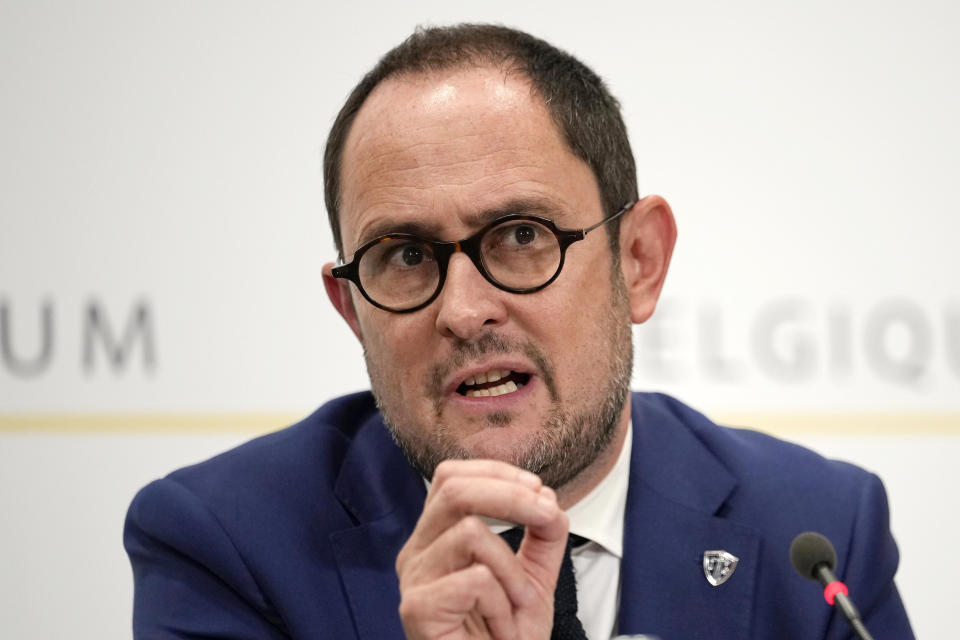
[{"left": 789, "top": 532, "right": 875, "bottom": 640}]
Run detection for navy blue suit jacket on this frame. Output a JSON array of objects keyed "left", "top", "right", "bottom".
[{"left": 125, "top": 392, "right": 913, "bottom": 639}]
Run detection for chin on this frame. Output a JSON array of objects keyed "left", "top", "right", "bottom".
[{"left": 460, "top": 433, "right": 532, "bottom": 463}]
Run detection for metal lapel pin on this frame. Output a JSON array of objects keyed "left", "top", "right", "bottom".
[{"left": 702, "top": 550, "right": 739, "bottom": 586}]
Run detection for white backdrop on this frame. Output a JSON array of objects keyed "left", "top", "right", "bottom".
[{"left": 1, "top": 1, "right": 957, "bottom": 638}]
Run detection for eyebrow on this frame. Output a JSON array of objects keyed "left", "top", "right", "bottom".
[{"left": 354, "top": 197, "right": 571, "bottom": 248}]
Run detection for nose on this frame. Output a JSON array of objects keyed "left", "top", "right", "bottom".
[{"left": 434, "top": 252, "right": 508, "bottom": 340}]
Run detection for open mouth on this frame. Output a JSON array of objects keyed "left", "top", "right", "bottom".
[{"left": 456, "top": 368, "right": 531, "bottom": 398}]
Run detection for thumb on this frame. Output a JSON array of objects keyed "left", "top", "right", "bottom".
[{"left": 516, "top": 487, "right": 570, "bottom": 594}]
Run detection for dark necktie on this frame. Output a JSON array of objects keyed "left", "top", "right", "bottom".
[{"left": 500, "top": 527, "right": 589, "bottom": 640}]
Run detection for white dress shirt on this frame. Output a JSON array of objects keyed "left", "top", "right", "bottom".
[{"left": 565, "top": 423, "right": 631, "bottom": 640}]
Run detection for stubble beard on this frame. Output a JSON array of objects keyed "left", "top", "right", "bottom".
[{"left": 365, "top": 275, "right": 633, "bottom": 490}]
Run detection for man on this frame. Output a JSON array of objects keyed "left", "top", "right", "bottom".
[{"left": 125, "top": 24, "right": 914, "bottom": 639}]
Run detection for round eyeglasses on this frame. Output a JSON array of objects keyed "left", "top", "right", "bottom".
[{"left": 332, "top": 202, "right": 635, "bottom": 313}]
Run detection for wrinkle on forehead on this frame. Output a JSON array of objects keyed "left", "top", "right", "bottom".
[{"left": 338, "top": 65, "right": 598, "bottom": 252}]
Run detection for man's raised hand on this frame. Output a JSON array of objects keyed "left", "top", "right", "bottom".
[{"left": 395, "top": 459, "right": 570, "bottom": 640}]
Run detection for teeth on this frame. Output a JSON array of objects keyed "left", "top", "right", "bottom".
[
  {"left": 462, "top": 368, "right": 525, "bottom": 398},
  {"left": 465, "top": 379, "right": 520, "bottom": 398},
  {"left": 465, "top": 368, "right": 508, "bottom": 387}
]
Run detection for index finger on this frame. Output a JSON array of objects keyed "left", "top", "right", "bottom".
[
  {"left": 426, "top": 459, "right": 543, "bottom": 505},
  {"left": 410, "top": 477, "right": 560, "bottom": 553}
]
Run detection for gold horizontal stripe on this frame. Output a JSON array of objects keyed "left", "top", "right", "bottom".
[
  {"left": 0, "top": 413, "right": 303, "bottom": 434},
  {"left": 0, "top": 411, "right": 958, "bottom": 435},
  {"left": 710, "top": 411, "right": 960, "bottom": 436}
]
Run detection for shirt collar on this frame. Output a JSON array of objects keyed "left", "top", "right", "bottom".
[{"left": 564, "top": 422, "right": 631, "bottom": 558}]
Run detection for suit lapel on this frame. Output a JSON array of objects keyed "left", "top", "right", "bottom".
[
  {"left": 618, "top": 395, "right": 760, "bottom": 639},
  {"left": 330, "top": 413, "right": 426, "bottom": 640}
]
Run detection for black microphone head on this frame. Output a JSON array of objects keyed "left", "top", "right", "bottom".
[{"left": 790, "top": 531, "right": 837, "bottom": 580}]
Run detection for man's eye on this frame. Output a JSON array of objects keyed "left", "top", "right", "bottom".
[
  {"left": 512, "top": 225, "right": 537, "bottom": 245},
  {"left": 401, "top": 245, "right": 423, "bottom": 265},
  {"left": 386, "top": 243, "right": 430, "bottom": 267},
  {"left": 493, "top": 223, "right": 541, "bottom": 248}
]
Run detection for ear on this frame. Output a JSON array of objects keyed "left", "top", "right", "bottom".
[
  {"left": 618, "top": 195, "right": 677, "bottom": 324},
  {"left": 322, "top": 263, "right": 364, "bottom": 341}
]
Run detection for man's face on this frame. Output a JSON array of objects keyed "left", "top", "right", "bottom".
[{"left": 333, "top": 66, "right": 633, "bottom": 490}]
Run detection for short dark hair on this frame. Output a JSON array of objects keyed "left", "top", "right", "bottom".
[{"left": 323, "top": 23, "right": 638, "bottom": 259}]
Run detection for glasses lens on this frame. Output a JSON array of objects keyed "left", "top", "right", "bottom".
[
  {"left": 481, "top": 219, "right": 561, "bottom": 289},
  {"left": 358, "top": 237, "right": 439, "bottom": 309}
]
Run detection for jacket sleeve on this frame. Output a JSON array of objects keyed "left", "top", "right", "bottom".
[
  {"left": 124, "top": 477, "right": 289, "bottom": 639},
  {"left": 826, "top": 472, "right": 914, "bottom": 640}
]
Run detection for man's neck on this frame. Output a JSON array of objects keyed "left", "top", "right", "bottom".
[{"left": 554, "top": 401, "right": 631, "bottom": 510}]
